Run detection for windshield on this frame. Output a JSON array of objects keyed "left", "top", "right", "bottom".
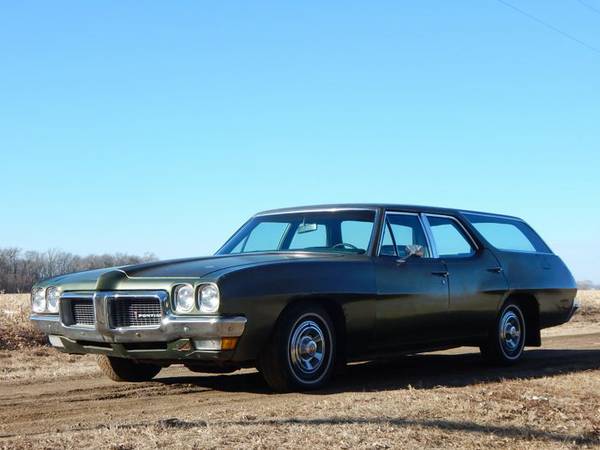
[{"left": 217, "top": 210, "right": 376, "bottom": 255}]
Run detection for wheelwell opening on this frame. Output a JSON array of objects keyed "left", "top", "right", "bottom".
[{"left": 506, "top": 293, "right": 541, "bottom": 347}]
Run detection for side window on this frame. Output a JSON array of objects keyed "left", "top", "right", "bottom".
[
  {"left": 289, "top": 224, "right": 327, "bottom": 249},
  {"left": 341, "top": 220, "right": 373, "bottom": 251},
  {"left": 426, "top": 216, "right": 475, "bottom": 257},
  {"left": 241, "top": 222, "right": 289, "bottom": 252},
  {"left": 462, "top": 213, "right": 551, "bottom": 253},
  {"left": 470, "top": 222, "right": 534, "bottom": 252},
  {"left": 380, "top": 214, "right": 430, "bottom": 258}
]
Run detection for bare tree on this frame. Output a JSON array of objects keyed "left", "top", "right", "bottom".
[{"left": 0, "top": 248, "right": 157, "bottom": 293}]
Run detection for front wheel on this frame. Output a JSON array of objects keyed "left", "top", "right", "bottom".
[
  {"left": 258, "top": 302, "right": 336, "bottom": 392},
  {"left": 96, "top": 355, "right": 161, "bottom": 382},
  {"left": 480, "top": 301, "right": 526, "bottom": 364}
]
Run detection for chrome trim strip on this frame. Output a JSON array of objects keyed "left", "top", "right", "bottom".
[
  {"left": 104, "top": 291, "right": 167, "bottom": 331},
  {"left": 59, "top": 292, "right": 95, "bottom": 329},
  {"left": 420, "top": 214, "right": 439, "bottom": 258},
  {"left": 459, "top": 210, "right": 525, "bottom": 222},
  {"left": 367, "top": 207, "right": 384, "bottom": 257},
  {"left": 490, "top": 249, "right": 555, "bottom": 256},
  {"left": 61, "top": 292, "right": 95, "bottom": 299},
  {"left": 255, "top": 207, "right": 379, "bottom": 217}
]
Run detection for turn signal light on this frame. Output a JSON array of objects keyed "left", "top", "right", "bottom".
[{"left": 221, "top": 337, "right": 239, "bottom": 351}]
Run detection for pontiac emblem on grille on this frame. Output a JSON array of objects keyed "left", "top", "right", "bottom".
[{"left": 135, "top": 312, "right": 161, "bottom": 319}]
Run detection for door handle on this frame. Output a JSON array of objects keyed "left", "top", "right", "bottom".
[
  {"left": 487, "top": 267, "right": 503, "bottom": 273},
  {"left": 431, "top": 270, "right": 449, "bottom": 277}
]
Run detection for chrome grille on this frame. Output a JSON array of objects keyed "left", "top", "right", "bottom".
[
  {"left": 110, "top": 297, "right": 162, "bottom": 328},
  {"left": 70, "top": 299, "right": 95, "bottom": 326}
]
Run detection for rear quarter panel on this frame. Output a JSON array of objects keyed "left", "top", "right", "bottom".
[{"left": 492, "top": 250, "right": 577, "bottom": 327}]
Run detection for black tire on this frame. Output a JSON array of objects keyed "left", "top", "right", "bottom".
[
  {"left": 258, "top": 302, "right": 336, "bottom": 392},
  {"left": 480, "top": 301, "right": 526, "bottom": 365},
  {"left": 96, "top": 355, "right": 161, "bottom": 382}
]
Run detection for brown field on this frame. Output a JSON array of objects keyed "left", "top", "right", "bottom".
[{"left": 1, "top": 292, "right": 599, "bottom": 449}]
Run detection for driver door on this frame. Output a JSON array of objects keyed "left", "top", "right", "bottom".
[{"left": 374, "top": 212, "right": 450, "bottom": 350}]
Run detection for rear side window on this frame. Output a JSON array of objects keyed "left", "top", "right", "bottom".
[
  {"left": 463, "top": 213, "right": 551, "bottom": 253},
  {"left": 426, "top": 216, "right": 475, "bottom": 257}
]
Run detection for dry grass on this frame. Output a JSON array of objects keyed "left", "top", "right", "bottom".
[
  {"left": 0, "top": 294, "right": 97, "bottom": 383},
  {"left": 0, "top": 293, "right": 599, "bottom": 449},
  {"left": 0, "top": 293, "right": 46, "bottom": 350},
  {"left": 0, "top": 349, "right": 98, "bottom": 384},
  {"left": 573, "top": 290, "right": 600, "bottom": 322},
  {"left": 3, "top": 369, "right": 600, "bottom": 449}
]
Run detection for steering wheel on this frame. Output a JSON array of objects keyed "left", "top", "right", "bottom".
[{"left": 332, "top": 242, "right": 359, "bottom": 250}]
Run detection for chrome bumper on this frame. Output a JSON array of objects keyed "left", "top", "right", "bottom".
[
  {"left": 31, "top": 313, "right": 247, "bottom": 343},
  {"left": 568, "top": 297, "right": 581, "bottom": 320}
]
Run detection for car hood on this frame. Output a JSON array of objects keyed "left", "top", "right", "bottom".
[
  {"left": 119, "top": 253, "right": 339, "bottom": 278},
  {"left": 40, "top": 252, "right": 346, "bottom": 290},
  {"left": 36, "top": 252, "right": 350, "bottom": 291}
]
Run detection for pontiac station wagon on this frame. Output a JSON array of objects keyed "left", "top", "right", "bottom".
[{"left": 31, "top": 204, "right": 578, "bottom": 391}]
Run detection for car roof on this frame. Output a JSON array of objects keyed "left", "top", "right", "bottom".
[{"left": 255, "top": 203, "right": 523, "bottom": 221}]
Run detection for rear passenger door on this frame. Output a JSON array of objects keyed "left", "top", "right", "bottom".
[
  {"left": 374, "top": 212, "right": 450, "bottom": 350},
  {"left": 423, "top": 214, "right": 508, "bottom": 340}
]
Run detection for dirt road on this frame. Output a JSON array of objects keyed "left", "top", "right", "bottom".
[{"left": 1, "top": 331, "right": 599, "bottom": 449}]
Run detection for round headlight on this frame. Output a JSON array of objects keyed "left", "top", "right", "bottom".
[
  {"left": 46, "top": 287, "right": 60, "bottom": 313},
  {"left": 174, "top": 284, "right": 195, "bottom": 313},
  {"left": 199, "top": 284, "right": 220, "bottom": 313},
  {"left": 32, "top": 288, "right": 46, "bottom": 313}
]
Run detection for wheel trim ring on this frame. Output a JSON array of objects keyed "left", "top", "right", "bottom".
[
  {"left": 287, "top": 313, "right": 333, "bottom": 385},
  {"left": 290, "top": 321, "right": 326, "bottom": 375},
  {"left": 498, "top": 306, "right": 525, "bottom": 359}
]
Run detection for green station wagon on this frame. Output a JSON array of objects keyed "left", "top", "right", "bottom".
[{"left": 31, "top": 204, "right": 578, "bottom": 392}]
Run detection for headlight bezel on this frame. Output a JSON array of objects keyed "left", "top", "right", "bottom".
[
  {"left": 31, "top": 287, "right": 47, "bottom": 313},
  {"left": 172, "top": 283, "right": 220, "bottom": 314},
  {"left": 46, "top": 286, "right": 61, "bottom": 313},
  {"left": 198, "top": 284, "right": 220, "bottom": 313},
  {"left": 174, "top": 284, "right": 196, "bottom": 313}
]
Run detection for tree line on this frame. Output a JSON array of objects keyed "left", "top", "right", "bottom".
[{"left": 0, "top": 248, "right": 157, "bottom": 293}]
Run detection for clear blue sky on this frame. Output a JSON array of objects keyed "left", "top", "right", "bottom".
[{"left": 1, "top": 1, "right": 598, "bottom": 281}]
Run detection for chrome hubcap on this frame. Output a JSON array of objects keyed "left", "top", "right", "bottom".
[
  {"left": 290, "top": 320, "right": 325, "bottom": 374},
  {"left": 500, "top": 310, "right": 522, "bottom": 353}
]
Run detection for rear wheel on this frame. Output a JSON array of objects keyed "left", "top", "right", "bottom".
[
  {"left": 480, "top": 301, "right": 526, "bottom": 364},
  {"left": 258, "top": 302, "right": 336, "bottom": 392},
  {"left": 96, "top": 355, "right": 161, "bottom": 382}
]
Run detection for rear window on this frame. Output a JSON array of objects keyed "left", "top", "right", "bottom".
[{"left": 463, "top": 213, "right": 551, "bottom": 253}]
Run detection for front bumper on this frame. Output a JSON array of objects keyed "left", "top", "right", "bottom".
[
  {"left": 567, "top": 297, "right": 581, "bottom": 321},
  {"left": 30, "top": 290, "right": 247, "bottom": 361},
  {"left": 31, "top": 313, "right": 247, "bottom": 343}
]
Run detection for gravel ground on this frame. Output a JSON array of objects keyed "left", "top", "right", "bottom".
[{"left": 1, "top": 292, "right": 599, "bottom": 449}]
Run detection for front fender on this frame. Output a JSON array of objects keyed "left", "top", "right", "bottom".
[{"left": 216, "top": 259, "right": 377, "bottom": 363}]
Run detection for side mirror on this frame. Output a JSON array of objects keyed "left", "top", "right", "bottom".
[
  {"left": 395, "top": 245, "right": 425, "bottom": 265},
  {"left": 404, "top": 244, "right": 425, "bottom": 258}
]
